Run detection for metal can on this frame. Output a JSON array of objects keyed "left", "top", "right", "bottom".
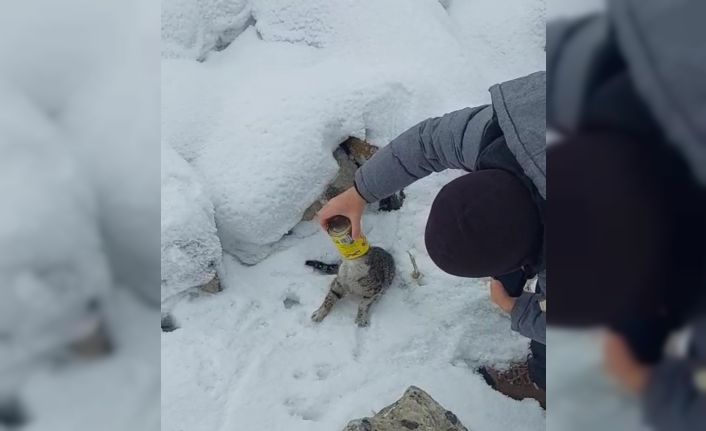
[{"left": 327, "top": 215, "right": 370, "bottom": 259}]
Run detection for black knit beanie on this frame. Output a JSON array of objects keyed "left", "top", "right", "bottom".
[
  {"left": 425, "top": 169, "right": 542, "bottom": 278},
  {"left": 548, "top": 132, "right": 706, "bottom": 331}
]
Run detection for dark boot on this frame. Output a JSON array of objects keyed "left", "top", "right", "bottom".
[{"left": 478, "top": 362, "right": 546, "bottom": 409}]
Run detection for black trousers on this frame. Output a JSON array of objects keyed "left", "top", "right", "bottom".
[{"left": 529, "top": 340, "right": 546, "bottom": 389}]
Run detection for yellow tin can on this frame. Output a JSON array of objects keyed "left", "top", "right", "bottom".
[{"left": 327, "top": 215, "right": 370, "bottom": 260}]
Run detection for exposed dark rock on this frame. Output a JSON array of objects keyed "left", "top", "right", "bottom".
[
  {"left": 200, "top": 274, "right": 222, "bottom": 294},
  {"left": 68, "top": 318, "right": 113, "bottom": 358},
  {"left": 303, "top": 137, "right": 405, "bottom": 222},
  {"left": 342, "top": 386, "right": 469, "bottom": 431},
  {"left": 161, "top": 314, "right": 179, "bottom": 333}
]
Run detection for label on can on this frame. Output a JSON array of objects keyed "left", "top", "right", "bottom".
[
  {"left": 327, "top": 215, "right": 370, "bottom": 259},
  {"left": 331, "top": 234, "right": 370, "bottom": 259}
]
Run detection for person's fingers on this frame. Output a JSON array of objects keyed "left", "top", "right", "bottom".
[
  {"left": 350, "top": 215, "right": 361, "bottom": 240},
  {"left": 317, "top": 202, "right": 335, "bottom": 230}
]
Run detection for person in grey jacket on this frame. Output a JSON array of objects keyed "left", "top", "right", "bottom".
[
  {"left": 318, "top": 71, "right": 546, "bottom": 397},
  {"left": 547, "top": 0, "right": 706, "bottom": 429}
]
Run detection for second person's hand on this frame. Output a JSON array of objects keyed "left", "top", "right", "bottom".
[{"left": 317, "top": 187, "right": 367, "bottom": 239}]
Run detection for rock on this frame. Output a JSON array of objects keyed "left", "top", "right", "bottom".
[
  {"left": 68, "top": 317, "right": 113, "bottom": 359},
  {"left": 344, "top": 137, "right": 379, "bottom": 165},
  {"left": 303, "top": 137, "right": 405, "bottom": 221},
  {"left": 200, "top": 275, "right": 222, "bottom": 294},
  {"left": 161, "top": 314, "right": 179, "bottom": 333},
  {"left": 161, "top": 142, "right": 222, "bottom": 303},
  {"left": 162, "top": 0, "right": 252, "bottom": 60},
  {"left": 343, "top": 386, "right": 468, "bottom": 431}
]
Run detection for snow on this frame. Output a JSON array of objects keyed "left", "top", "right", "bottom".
[
  {"left": 162, "top": 0, "right": 546, "bottom": 264},
  {"left": 447, "top": 0, "right": 546, "bottom": 86},
  {"left": 547, "top": 329, "right": 643, "bottom": 431},
  {"left": 547, "top": 0, "right": 605, "bottom": 19},
  {"left": 161, "top": 142, "right": 222, "bottom": 304},
  {"left": 162, "top": 0, "right": 251, "bottom": 60},
  {"left": 1, "top": 0, "right": 160, "bottom": 428},
  {"left": 0, "top": 82, "right": 111, "bottom": 399},
  {"left": 162, "top": 0, "right": 547, "bottom": 429},
  {"left": 163, "top": 171, "right": 543, "bottom": 431},
  {"left": 20, "top": 288, "right": 160, "bottom": 431}
]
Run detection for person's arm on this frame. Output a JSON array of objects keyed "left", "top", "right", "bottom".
[
  {"left": 510, "top": 271, "right": 546, "bottom": 344},
  {"left": 642, "top": 358, "right": 706, "bottom": 430},
  {"left": 546, "top": 13, "right": 615, "bottom": 134},
  {"left": 318, "top": 105, "right": 494, "bottom": 237},
  {"left": 353, "top": 105, "right": 495, "bottom": 203},
  {"left": 643, "top": 317, "right": 706, "bottom": 431},
  {"left": 604, "top": 317, "right": 706, "bottom": 431},
  {"left": 490, "top": 270, "right": 546, "bottom": 344}
]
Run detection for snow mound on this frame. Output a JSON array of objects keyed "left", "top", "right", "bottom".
[
  {"left": 161, "top": 142, "right": 222, "bottom": 303},
  {"left": 0, "top": 84, "right": 111, "bottom": 395},
  {"left": 447, "top": 0, "right": 546, "bottom": 86},
  {"left": 161, "top": 59, "right": 225, "bottom": 162},
  {"left": 250, "top": 0, "right": 339, "bottom": 48},
  {"left": 163, "top": 0, "right": 500, "bottom": 264},
  {"left": 162, "top": 0, "right": 251, "bottom": 59}
]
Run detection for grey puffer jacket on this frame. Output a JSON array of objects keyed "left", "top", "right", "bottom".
[
  {"left": 354, "top": 71, "right": 546, "bottom": 344},
  {"left": 547, "top": 0, "right": 706, "bottom": 185},
  {"left": 548, "top": 1, "right": 706, "bottom": 429}
]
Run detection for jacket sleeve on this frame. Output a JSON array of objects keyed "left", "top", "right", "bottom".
[
  {"left": 546, "top": 13, "right": 616, "bottom": 134},
  {"left": 643, "top": 319, "right": 706, "bottom": 430},
  {"left": 353, "top": 105, "right": 495, "bottom": 203},
  {"left": 510, "top": 271, "right": 546, "bottom": 344}
]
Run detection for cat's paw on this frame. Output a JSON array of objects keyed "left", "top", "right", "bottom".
[
  {"left": 311, "top": 309, "right": 327, "bottom": 323},
  {"left": 355, "top": 313, "right": 369, "bottom": 327}
]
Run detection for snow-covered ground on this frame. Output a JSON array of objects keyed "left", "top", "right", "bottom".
[
  {"left": 163, "top": 171, "right": 544, "bottom": 431},
  {"left": 161, "top": 0, "right": 546, "bottom": 430}
]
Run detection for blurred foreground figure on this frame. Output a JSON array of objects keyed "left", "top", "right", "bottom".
[
  {"left": 0, "top": 83, "right": 113, "bottom": 427},
  {"left": 0, "top": 1, "right": 159, "bottom": 429},
  {"left": 548, "top": 0, "right": 706, "bottom": 429}
]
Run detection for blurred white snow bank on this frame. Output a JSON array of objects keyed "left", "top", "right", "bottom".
[
  {"left": 0, "top": 0, "right": 160, "bottom": 428},
  {"left": 0, "top": 83, "right": 111, "bottom": 398}
]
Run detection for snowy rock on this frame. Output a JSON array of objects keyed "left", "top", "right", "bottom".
[
  {"left": 250, "top": 0, "right": 339, "bottom": 48},
  {"left": 162, "top": 0, "right": 252, "bottom": 59},
  {"left": 446, "top": 0, "right": 546, "bottom": 86},
  {"left": 343, "top": 386, "right": 469, "bottom": 431},
  {"left": 0, "top": 83, "right": 111, "bottom": 396},
  {"left": 302, "top": 137, "right": 379, "bottom": 221},
  {"left": 161, "top": 142, "right": 222, "bottom": 304}
]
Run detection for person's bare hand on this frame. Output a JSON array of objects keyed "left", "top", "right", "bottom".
[
  {"left": 489, "top": 279, "right": 516, "bottom": 314},
  {"left": 603, "top": 331, "right": 652, "bottom": 395},
  {"left": 316, "top": 187, "right": 367, "bottom": 239}
]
